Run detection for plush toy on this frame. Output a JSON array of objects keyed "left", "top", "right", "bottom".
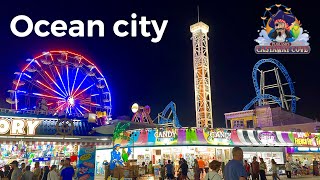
[
  {"left": 122, "top": 148, "right": 129, "bottom": 162},
  {"left": 109, "top": 144, "right": 124, "bottom": 170}
]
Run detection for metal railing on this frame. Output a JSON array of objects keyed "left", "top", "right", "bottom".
[{"left": 0, "top": 108, "right": 56, "bottom": 116}]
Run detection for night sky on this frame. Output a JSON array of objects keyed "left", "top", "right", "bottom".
[{"left": 0, "top": 0, "right": 319, "bottom": 128}]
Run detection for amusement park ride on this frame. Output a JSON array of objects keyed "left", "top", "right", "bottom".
[
  {"left": 6, "top": 50, "right": 112, "bottom": 118},
  {"left": 4, "top": 50, "right": 182, "bottom": 134},
  {"left": 131, "top": 102, "right": 182, "bottom": 128},
  {"left": 243, "top": 58, "right": 300, "bottom": 113}
]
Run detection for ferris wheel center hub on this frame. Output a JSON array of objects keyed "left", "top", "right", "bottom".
[{"left": 67, "top": 97, "right": 75, "bottom": 106}]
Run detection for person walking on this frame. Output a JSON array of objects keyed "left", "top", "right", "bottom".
[
  {"left": 20, "top": 163, "right": 26, "bottom": 174},
  {"left": 3, "top": 165, "right": 12, "bottom": 180},
  {"left": 223, "top": 147, "right": 247, "bottom": 180},
  {"left": 285, "top": 160, "right": 292, "bottom": 178},
  {"left": 178, "top": 159, "right": 189, "bottom": 180},
  {"left": 193, "top": 159, "right": 200, "bottom": 180},
  {"left": 271, "top": 159, "right": 280, "bottom": 180},
  {"left": 59, "top": 160, "right": 65, "bottom": 176},
  {"left": 160, "top": 165, "right": 166, "bottom": 180},
  {"left": 60, "top": 158, "right": 75, "bottom": 180},
  {"left": 243, "top": 160, "right": 251, "bottom": 180},
  {"left": 47, "top": 165, "right": 59, "bottom": 180},
  {"left": 259, "top": 158, "right": 267, "bottom": 180},
  {"left": 204, "top": 160, "right": 222, "bottom": 180},
  {"left": 10, "top": 161, "right": 22, "bottom": 180},
  {"left": 251, "top": 157, "right": 259, "bottom": 180},
  {"left": 197, "top": 157, "right": 205, "bottom": 179},
  {"left": 41, "top": 166, "right": 49, "bottom": 180},
  {"left": 165, "top": 160, "right": 174, "bottom": 180},
  {"left": 147, "top": 161, "right": 153, "bottom": 174},
  {"left": 21, "top": 166, "right": 34, "bottom": 180},
  {"left": 313, "top": 158, "right": 319, "bottom": 176},
  {"left": 33, "top": 162, "right": 41, "bottom": 180}
]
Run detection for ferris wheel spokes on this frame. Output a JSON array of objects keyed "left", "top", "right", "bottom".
[
  {"left": 9, "top": 50, "right": 112, "bottom": 117},
  {"left": 71, "top": 68, "right": 79, "bottom": 95}
]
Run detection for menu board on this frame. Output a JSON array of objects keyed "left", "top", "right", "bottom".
[{"left": 77, "top": 145, "right": 96, "bottom": 180}]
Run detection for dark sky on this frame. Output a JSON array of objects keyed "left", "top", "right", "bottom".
[{"left": 0, "top": 0, "right": 319, "bottom": 128}]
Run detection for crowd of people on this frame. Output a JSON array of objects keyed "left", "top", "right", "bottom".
[
  {"left": 243, "top": 155, "right": 278, "bottom": 180},
  {"left": 159, "top": 156, "right": 222, "bottom": 180},
  {"left": 0, "top": 158, "right": 75, "bottom": 180},
  {"left": 284, "top": 157, "right": 319, "bottom": 177},
  {"left": 157, "top": 147, "right": 295, "bottom": 180}
]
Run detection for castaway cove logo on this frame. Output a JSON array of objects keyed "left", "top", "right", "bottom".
[
  {"left": 9, "top": 13, "right": 168, "bottom": 43},
  {"left": 254, "top": 4, "right": 311, "bottom": 54}
]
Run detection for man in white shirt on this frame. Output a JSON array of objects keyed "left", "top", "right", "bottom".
[
  {"left": 303, "top": 158, "right": 310, "bottom": 167},
  {"left": 285, "top": 161, "right": 292, "bottom": 178}
]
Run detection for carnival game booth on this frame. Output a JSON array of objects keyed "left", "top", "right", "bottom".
[
  {"left": 98, "top": 127, "right": 320, "bottom": 177},
  {"left": 0, "top": 112, "right": 112, "bottom": 169}
]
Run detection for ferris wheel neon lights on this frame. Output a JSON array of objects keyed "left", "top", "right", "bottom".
[{"left": 8, "top": 50, "right": 112, "bottom": 117}]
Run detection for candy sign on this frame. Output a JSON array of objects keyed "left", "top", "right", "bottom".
[
  {"left": 155, "top": 130, "right": 176, "bottom": 139},
  {"left": 207, "top": 130, "right": 231, "bottom": 141},
  {"left": 258, "top": 132, "right": 276, "bottom": 144}
]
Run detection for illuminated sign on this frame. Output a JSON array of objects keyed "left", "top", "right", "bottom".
[
  {"left": 0, "top": 119, "right": 41, "bottom": 135},
  {"left": 254, "top": 4, "right": 310, "bottom": 54},
  {"left": 258, "top": 132, "right": 276, "bottom": 144},
  {"left": 207, "top": 130, "right": 231, "bottom": 141},
  {"left": 294, "top": 132, "right": 320, "bottom": 146},
  {"left": 155, "top": 130, "right": 176, "bottom": 139}
]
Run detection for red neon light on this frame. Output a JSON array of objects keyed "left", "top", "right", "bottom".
[
  {"left": 36, "top": 80, "right": 64, "bottom": 97},
  {"left": 49, "top": 50, "right": 104, "bottom": 77},
  {"left": 74, "top": 84, "right": 93, "bottom": 98},
  {"left": 54, "top": 102, "right": 66, "bottom": 114},
  {"left": 55, "top": 102, "right": 65, "bottom": 110},
  {"left": 44, "top": 71, "right": 55, "bottom": 83},
  {"left": 49, "top": 53, "right": 54, "bottom": 61},
  {"left": 80, "top": 105, "right": 90, "bottom": 112},
  {"left": 33, "top": 93, "right": 64, "bottom": 100},
  {"left": 23, "top": 50, "right": 104, "bottom": 79}
]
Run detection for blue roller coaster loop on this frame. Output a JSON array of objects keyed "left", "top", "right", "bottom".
[
  {"left": 243, "top": 58, "right": 296, "bottom": 113},
  {"left": 243, "top": 94, "right": 282, "bottom": 111},
  {"left": 158, "top": 101, "right": 182, "bottom": 128}
]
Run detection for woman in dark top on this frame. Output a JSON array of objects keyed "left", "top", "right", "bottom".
[
  {"left": 41, "top": 166, "right": 50, "bottom": 180},
  {"left": 4, "top": 165, "right": 12, "bottom": 180}
]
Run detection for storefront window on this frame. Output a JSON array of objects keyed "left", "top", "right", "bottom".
[
  {"left": 0, "top": 143, "right": 78, "bottom": 168},
  {"left": 96, "top": 146, "right": 233, "bottom": 170}
]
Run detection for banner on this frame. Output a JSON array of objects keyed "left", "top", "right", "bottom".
[
  {"left": 114, "top": 127, "right": 320, "bottom": 148},
  {"left": 77, "top": 145, "right": 96, "bottom": 180}
]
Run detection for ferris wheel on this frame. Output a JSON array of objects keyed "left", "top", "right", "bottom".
[{"left": 7, "top": 50, "right": 112, "bottom": 118}]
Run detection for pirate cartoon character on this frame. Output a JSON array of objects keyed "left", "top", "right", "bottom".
[
  {"left": 109, "top": 144, "right": 124, "bottom": 170},
  {"left": 268, "top": 10, "right": 295, "bottom": 42}
]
